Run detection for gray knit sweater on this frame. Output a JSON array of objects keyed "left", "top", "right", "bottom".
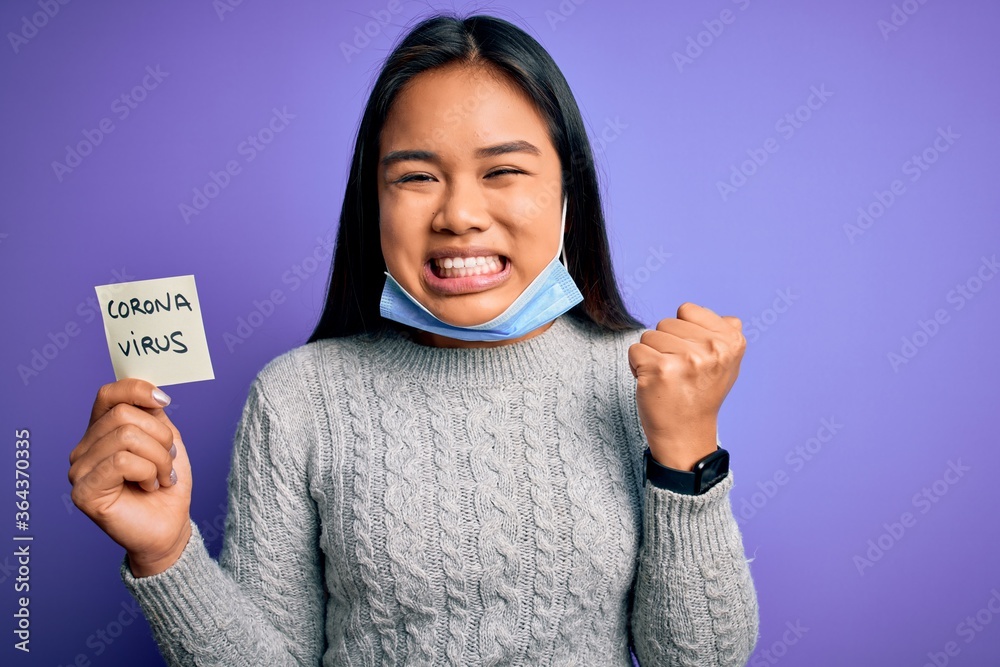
[{"left": 121, "top": 314, "right": 759, "bottom": 666}]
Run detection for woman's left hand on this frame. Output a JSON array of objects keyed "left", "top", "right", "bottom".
[{"left": 628, "top": 302, "right": 746, "bottom": 471}]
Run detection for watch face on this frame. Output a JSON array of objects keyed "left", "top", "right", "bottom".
[{"left": 694, "top": 449, "right": 730, "bottom": 492}]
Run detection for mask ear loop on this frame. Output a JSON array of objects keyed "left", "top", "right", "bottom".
[{"left": 559, "top": 195, "right": 569, "bottom": 270}]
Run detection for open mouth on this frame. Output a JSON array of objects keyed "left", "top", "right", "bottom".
[
  {"left": 423, "top": 252, "right": 512, "bottom": 295},
  {"left": 430, "top": 254, "right": 508, "bottom": 279}
]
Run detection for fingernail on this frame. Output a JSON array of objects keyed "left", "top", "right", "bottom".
[
  {"left": 169, "top": 468, "right": 178, "bottom": 486},
  {"left": 169, "top": 443, "right": 177, "bottom": 459},
  {"left": 152, "top": 388, "right": 171, "bottom": 407},
  {"left": 153, "top": 479, "right": 160, "bottom": 490}
]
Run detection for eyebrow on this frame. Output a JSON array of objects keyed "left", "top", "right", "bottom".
[{"left": 380, "top": 140, "right": 542, "bottom": 167}]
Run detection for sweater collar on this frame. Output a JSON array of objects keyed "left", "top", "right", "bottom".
[{"left": 360, "top": 315, "right": 591, "bottom": 385}]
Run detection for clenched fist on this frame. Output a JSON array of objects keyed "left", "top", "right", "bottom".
[{"left": 628, "top": 302, "right": 746, "bottom": 471}]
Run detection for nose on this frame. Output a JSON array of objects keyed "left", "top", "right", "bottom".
[{"left": 432, "top": 181, "right": 490, "bottom": 235}]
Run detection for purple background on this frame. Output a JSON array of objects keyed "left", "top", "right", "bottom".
[{"left": 2, "top": 0, "right": 998, "bottom": 664}]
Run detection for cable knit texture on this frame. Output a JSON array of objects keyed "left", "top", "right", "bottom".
[{"left": 120, "top": 314, "right": 759, "bottom": 666}]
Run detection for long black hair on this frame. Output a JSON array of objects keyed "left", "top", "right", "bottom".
[{"left": 307, "top": 13, "right": 642, "bottom": 341}]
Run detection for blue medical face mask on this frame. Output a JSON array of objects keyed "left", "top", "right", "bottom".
[{"left": 379, "top": 196, "right": 584, "bottom": 342}]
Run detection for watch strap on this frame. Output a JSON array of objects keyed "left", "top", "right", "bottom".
[{"left": 644, "top": 447, "right": 730, "bottom": 495}]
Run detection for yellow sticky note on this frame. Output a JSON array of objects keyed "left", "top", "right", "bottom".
[{"left": 94, "top": 275, "right": 215, "bottom": 387}]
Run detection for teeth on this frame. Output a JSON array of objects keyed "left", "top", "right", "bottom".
[
  {"left": 431, "top": 254, "right": 505, "bottom": 279},
  {"left": 432, "top": 254, "right": 501, "bottom": 268}
]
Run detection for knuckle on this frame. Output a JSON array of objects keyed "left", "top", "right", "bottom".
[
  {"left": 95, "top": 383, "right": 115, "bottom": 407},
  {"left": 715, "top": 331, "right": 743, "bottom": 358},
  {"left": 706, "top": 337, "right": 723, "bottom": 356},
  {"left": 116, "top": 423, "right": 142, "bottom": 445},
  {"left": 159, "top": 419, "right": 179, "bottom": 443},
  {"left": 653, "top": 358, "right": 673, "bottom": 378},
  {"left": 148, "top": 426, "right": 173, "bottom": 452},
  {"left": 689, "top": 353, "right": 714, "bottom": 373},
  {"left": 687, "top": 354, "right": 704, "bottom": 371},
  {"left": 69, "top": 484, "right": 85, "bottom": 508},
  {"left": 110, "top": 450, "right": 131, "bottom": 470},
  {"left": 109, "top": 403, "right": 131, "bottom": 422}
]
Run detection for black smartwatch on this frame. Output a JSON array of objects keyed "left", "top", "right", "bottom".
[{"left": 644, "top": 447, "right": 730, "bottom": 495}]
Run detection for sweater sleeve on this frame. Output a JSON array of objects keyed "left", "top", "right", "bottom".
[
  {"left": 629, "top": 471, "right": 759, "bottom": 666},
  {"left": 119, "top": 376, "right": 326, "bottom": 666}
]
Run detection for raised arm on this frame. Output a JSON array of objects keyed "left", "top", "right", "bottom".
[{"left": 624, "top": 302, "right": 759, "bottom": 664}]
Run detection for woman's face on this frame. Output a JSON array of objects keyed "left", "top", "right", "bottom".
[{"left": 377, "top": 63, "right": 564, "bottom": 336}]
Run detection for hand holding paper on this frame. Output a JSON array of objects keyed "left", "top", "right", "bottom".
[
  {"left": 68, "top": 378, "right": 194, "bottom": 577},
  {"left": 69, "top": 274, "right": 213, "bottom": 577}
]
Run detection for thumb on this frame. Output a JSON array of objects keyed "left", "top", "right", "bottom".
[{"left": 90, "top": 378, "right": 174, "bottom": 426}]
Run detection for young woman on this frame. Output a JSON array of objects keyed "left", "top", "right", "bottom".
[{"left": 69, "top": 13, "right": 759, "bottom": 666}]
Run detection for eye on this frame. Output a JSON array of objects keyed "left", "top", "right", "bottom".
[
  {"left": 486, "top": 167, "right": 524, "bottom": 178},
  {"left": 485, "top": 167, "right": 524, "bottom": 178},
  {"left": 395, "top": 173, "right": 436, "bottom": 184}
]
